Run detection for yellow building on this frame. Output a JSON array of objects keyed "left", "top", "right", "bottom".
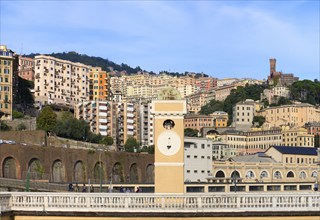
[
  {"left": 0, "top": 45, "right": 16, "bottom": 120},
  {"left": 260, "top": 103, "right": 320, "bottom": 128},
  {"left": 89, "top": 67, "right": 109, "bottom": 101}
]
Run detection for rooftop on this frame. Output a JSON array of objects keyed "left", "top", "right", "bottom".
[{"left": 272, "top": 146, "right": 318, "bottom": 156}]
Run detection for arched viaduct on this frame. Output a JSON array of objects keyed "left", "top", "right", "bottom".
[{"left": 0, "top": 143, "right": 154, "bottom": 184}]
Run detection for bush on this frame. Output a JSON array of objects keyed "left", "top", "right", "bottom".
[
  {"left": 12, "top": 110, "right": 24, "bottom": 119},
  {"left": 16, "top": 123, "right": 27, "bottom": 131}
]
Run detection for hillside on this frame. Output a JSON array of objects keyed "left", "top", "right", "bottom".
[{"left": 26, "top": 51, "right": 209, "bottom": 77}]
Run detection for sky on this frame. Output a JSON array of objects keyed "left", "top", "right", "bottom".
[{"left": 0, "top": 0, "right": 319, "bottom": 80}]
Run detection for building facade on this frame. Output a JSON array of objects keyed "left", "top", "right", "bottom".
[
  {"left": 18, "top": 56, "right": 34, "bottom": 81},
  {"left": 260, "top": 103, "right": 320, "bottom": 128},
  {"left": 89, "top": 67, "right": 110, "bottom": 101},
  {"left": 0, "top": 45, "right": 16, "bottom": 120},
  {"left": 34, "top": 55, "right": 90, "bottom": 107},
  {"left": 184, "top": 137, "right": 213, "bottom": 182}
]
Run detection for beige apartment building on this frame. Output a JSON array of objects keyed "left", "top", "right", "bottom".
[
  {"left": 0, "top": 45, "right": 16, "bottom": 120},
  {"left": 260, "top": 103, "right": 320, "bottom": 128},
  {"left": 89, "top": 67, "right": 110, "bottom": 101},
  {"left": 18, "top": 56, "right": 34, "bottom": 81},
  {"left": 0, "top": 46, "right": 15, "bottom": 120},
  {"left": 233, "top": 99, "right": 261, "bottom": 131},
  {"left": 75, "top": 100, "right": 117, "bottom": 145},
  {"left": 186, "top": 92, "right": 207, "bottom": 114},
  {"left": 261, "top": 85, "right": 290, "bottom": 104},
  {"left": 214, "top": 84, "right": 236, "bottom": 101},
  {"left": 117, "top": 102, "right": 140, "bottom": 150},
  {"left": 34, "top": 55, "right": 90, "bottom": 107}
]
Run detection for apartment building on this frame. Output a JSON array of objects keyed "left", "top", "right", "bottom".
[
  {"left": 211, "top": 111, "right": 228, "bottom": 128},
  {"left": 261, "top": 85, "right": 290, "bottom": 104},
  {"left": 34, "top": 55, "right": 90, "bottom": 107},
  {"left": 89, "top": 67, "right": 109, "bottom": 101},
  {"left": 214, "top": 84, "right": 236, "bottom": 101},
  {"left": 212, "top": 142, "right": 234, "bottom": 160},
  {"left": 195, "top": 76, "right": 217, "bottom": 92},
  {"left": 217, "top": 78, "right": 238, "bottom": 87},
  {"left": 260, "top": 103, "right": 320, "bottom": 128},
  {"left": 117, "top": 102, "right": 140, "bottom": 150},
  {"left": 233, "top": 99, "right": 260, "bottom": 131},
  {"left": 139, "top": 100, "right": 154, "bottom": 147},
  {"left": 18, "top": 56, "right": 34, "bottom": 81},
  {"left": 281, "top": 126, "right": 314, "bottom": 147},
  {"left": 75, "top": 100, "right": 117, "bottom": 143},
  {"left": 186, "top": 92, "right": 207, "bottom": 114},
  {"left": 184, "top": 114, "right": 215, "bottom": 131},
  {"left": 305, "top": 122, "right": 320, "bottom": 136},
  {"left": 184, "top": 137, "right": 212, "bottom": 182},
  {"left": 0, "top": 45, "right": 16, "bottom": 120}
]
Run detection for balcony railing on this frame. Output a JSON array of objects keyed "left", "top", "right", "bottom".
[{"left": 0, "top": 192, "right": 319, "bottom": 214}]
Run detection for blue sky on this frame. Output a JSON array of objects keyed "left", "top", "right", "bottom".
[{"left": 1, "top": 1, "right": 319, "bottom": 80}]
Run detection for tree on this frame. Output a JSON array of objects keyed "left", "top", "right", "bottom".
[
  {"left": 36, "top": 106, "right": 57, "bottom": 133},
  {"left": 184, "top": 128, "right": 199, "bottom": 137},
  {"left": 199, "top": 100, "right": 224, "bottom": 115},
  {"left": 124, "top": 137, "right": 139, "bottom": 152},
  {"left": 252, "top": 116, "right": 266, "bottom": 127},
  {"left": 100, "top": 136, "right": 114, "bottom": 146},
  {"left": 12, "top": 110, "right": 24, "bottom": 119}
]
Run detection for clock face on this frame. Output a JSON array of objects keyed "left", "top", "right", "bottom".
[{"left": 157, "top": 130, "right": 181, "bottom": 156}]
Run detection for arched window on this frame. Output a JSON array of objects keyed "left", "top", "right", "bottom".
[
  {"left": 299, "top": 171, "right": 307, "bottom": 179},
  {"left": 231, "top": 170, "right": 240, "bottom": 179},
  {"left": 215, "top": 170, "right": 225, "bottom": 178},
  {"left": 286, "top": 171, "right": 294, "bottom": 178},
  {"left": 246, "top": 170, "right": 255, "bottom": 179},
  {"left": 260, "top": 171, "right": 268, "bottom": 179},
  {"left": 274, "top": 171, "right": 282, "bottom": 179},
  {"left": 311, "top": 171, "right": 317, "bottom": 178}
]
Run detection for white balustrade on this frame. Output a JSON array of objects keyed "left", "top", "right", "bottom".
[{"left": 0, "top": 192, "right": 319, "bottom": 213}]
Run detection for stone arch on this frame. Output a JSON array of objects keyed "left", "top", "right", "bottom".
[
  {"left": 146, "top": 164, "right": 154, "bottom": 183},
  {"left": 215, "top": 170, "right": 225, "bottom": 178},
  {"left": 286, "top": 171, "right": 295, "bottom": 178},
  {"left": 206, "top": 130, "right": 219, "bottom": 135},
  {"left": 231, "top": 170, "right": 240, "bottom": 178},
  {"left": 129, "top": 163, "right": 141, "bottom": 183},
  {"left": 2, "top": 157, "right": 17, "bottom": 179},
  {"left": 28, "top": 158, "right": 44, "bottom": 180},
  {"left": 112, "top": 162, "right": 124, "bottom": 183},
  {"left": 93, "top": 162, "right": 105, "bottom": 184},
  {"left": 74, "top": 160, "right": 86, "bottom": 182},
  {"left": 52, "top": 160, "right": 65, "bottom": 183}
]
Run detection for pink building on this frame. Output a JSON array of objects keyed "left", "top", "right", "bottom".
[{"left": 18, "top": 56, "right": 34, "bottom": 81}]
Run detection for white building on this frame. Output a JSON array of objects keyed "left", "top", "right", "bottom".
[
  {"left": 233, "top": 99, "right": 260, "bottom": 131},
  {"left": 184, "top": 137, "right": 213, "bottom": 182}
]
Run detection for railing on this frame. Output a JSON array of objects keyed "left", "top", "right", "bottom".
[{"left": 0, "top": 192, "right": 319, "bottom": 213}]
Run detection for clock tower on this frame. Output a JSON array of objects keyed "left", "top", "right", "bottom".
[{"left": 151, "top": 98, "right": 187, "bottom": 194}]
